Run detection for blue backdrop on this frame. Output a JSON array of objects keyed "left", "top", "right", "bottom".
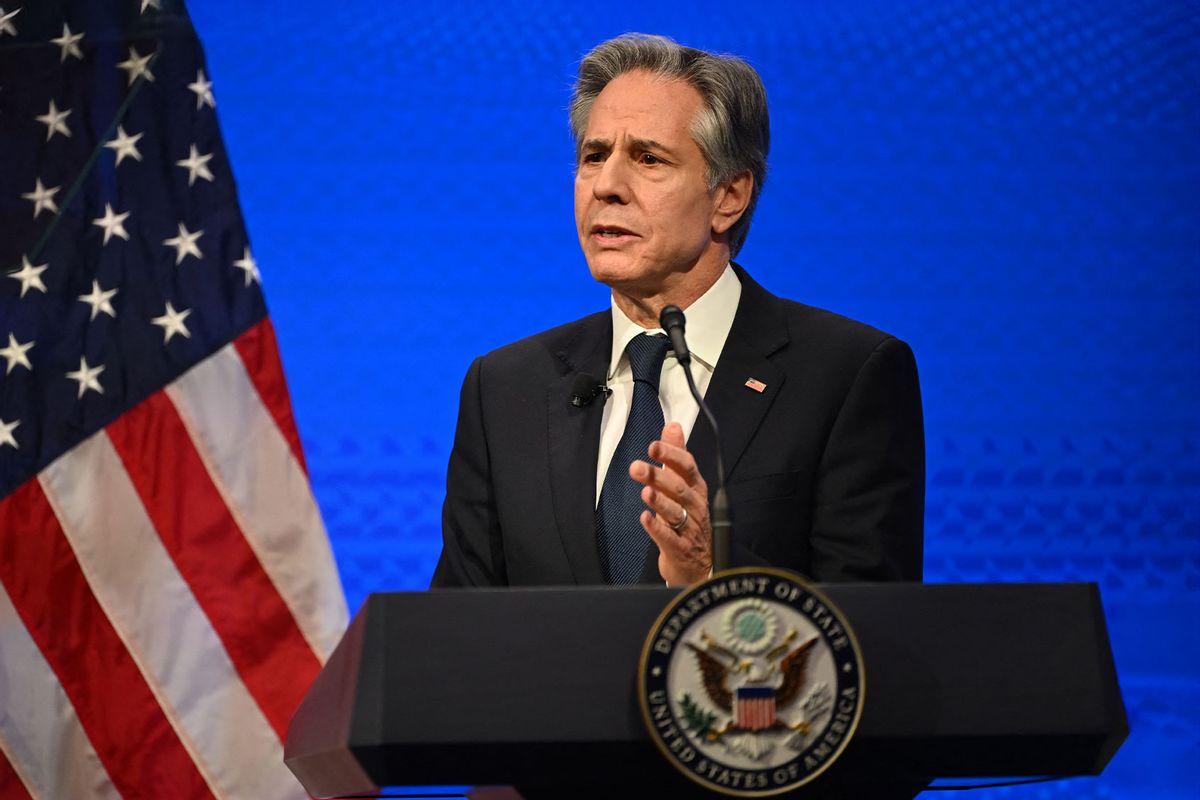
[{"left": 190, "top": 1, "right": 1198, "bottom": 797}]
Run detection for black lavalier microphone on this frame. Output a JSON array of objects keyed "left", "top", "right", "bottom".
[
  {"left": 570, "top": 373, "right": 610, "bottom": 408},
  {"left": 658, "top": 305, "right": 732, "bottom": 573}
]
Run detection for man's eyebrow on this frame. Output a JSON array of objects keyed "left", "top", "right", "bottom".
[
  {"left": 579, "top": 136, "right": 677, "bottom": 156},
  {"left": 628, "top": 137, "right": 673, "bottom": 155}
]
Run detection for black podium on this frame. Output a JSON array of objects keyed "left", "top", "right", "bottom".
[{"left": 284, "top": 584, "right": 1126, "bottom": 798}]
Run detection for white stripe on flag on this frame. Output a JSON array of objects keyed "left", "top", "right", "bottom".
[
  {"left": 0, "top": 580, "right": 120, "bottom": 800},
  {"left": 38, "top": 432, "right": 308, "bottom": 800},
  {"left": 167, "top": 344, "right": 347, "bottom": 660}
]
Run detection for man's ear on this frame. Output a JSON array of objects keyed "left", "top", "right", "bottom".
[{"left": 711, "top": 170, "right": 753, "bottom": 237}]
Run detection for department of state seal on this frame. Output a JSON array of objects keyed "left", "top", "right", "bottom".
[{"left": 638, "top": 568, "right": 865, "bottom": 797}]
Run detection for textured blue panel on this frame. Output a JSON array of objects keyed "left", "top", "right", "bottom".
[{"left": 190, "top": 1, "right": 1199, "bottom": 796}]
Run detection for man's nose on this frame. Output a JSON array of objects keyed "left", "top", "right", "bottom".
[{"left": 592, "top": 155, "right": 630, "bottom": 204}]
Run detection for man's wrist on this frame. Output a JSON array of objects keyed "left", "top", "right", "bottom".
[{"left": 664, "top": 565, "right": 715, "bottom": 588}]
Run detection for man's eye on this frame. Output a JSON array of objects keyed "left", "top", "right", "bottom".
[
  {"left": 640, "top": 153, "right": 661, "bottom": 165},
  {"left": 582, "top": 152, "right": 605, "bottom": 164}
]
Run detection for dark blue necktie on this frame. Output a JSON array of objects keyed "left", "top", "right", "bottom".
[{"left": 597, "top": 333, "right": 671, "bottom": 585}]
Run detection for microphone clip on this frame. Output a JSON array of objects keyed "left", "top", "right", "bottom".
[{"left": 570, "top": 374, "right": 610, "bottom": 408}]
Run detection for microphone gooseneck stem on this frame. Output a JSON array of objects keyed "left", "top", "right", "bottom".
[{"left": 680, "top": 358, "right": 732, "bottom": 573}]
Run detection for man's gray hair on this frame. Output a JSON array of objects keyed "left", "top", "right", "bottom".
[{"left": 569, "top": 33, "right": 770, "bottom": 257}]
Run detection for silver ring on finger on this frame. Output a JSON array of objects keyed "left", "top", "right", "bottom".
[{"left": 670, "top": 506, "right": 689, "bottom": 532}]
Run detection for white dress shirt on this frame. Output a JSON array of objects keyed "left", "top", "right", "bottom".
[{"left": 595, "top": 265, "right": 742, "bottom": 506}]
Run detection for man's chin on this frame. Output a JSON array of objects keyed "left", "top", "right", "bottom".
[
  {"left": 585, "top": 254, "right": 645, "bottom": 289},
  {"left": 586, "top": 254, "right": 702, "bottom": 300}
]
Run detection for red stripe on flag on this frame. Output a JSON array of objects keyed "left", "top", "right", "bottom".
[
  {"left": 106, "top": 390, "right": 323, "bottom": 741},
  {"left": 0, "top": 749, "right": 32, "bottom": 800},
  {"left": 233, "top": 318, "right": 309, "bottom": 474},
  {"left": 0, "top": 482, "right": 215, "bottom": 799}
]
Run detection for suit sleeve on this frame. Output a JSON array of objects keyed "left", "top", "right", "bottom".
[
  {"left": 430, "top": 357, "right": 508, "bottom": 587},
  {"left": 810, "top": 336, "right": 925, "bottom": 582}
]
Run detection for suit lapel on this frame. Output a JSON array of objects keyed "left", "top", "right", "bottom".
[
  {"left": 688, "top": 267, "right": 789, "bottom": 489},
  {"left": 546, "top": 313, "right": 611, "bottom": 585}
]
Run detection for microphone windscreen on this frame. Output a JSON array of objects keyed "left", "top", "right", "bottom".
[
  {"left": 659, "top": 305, "right": 690, "bottom": 365},
  {"left": 659, "top": 304, "right": 686, "bottom": 333},
  {"left": 570, "top": 373, "right": 603, "bottom": 407}
]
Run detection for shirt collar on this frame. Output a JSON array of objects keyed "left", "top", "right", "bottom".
[{"left": 607, "top": 264, "right": 742, "bottom": 380}]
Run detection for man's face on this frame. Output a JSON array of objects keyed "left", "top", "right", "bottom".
[{"left": 574, "top": 71, "right": 723, "bottom": 297}]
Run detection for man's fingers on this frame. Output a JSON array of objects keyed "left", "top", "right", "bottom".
[
  {"left": 630, "top": 422, "right": 713, "bottom": 586},
  {"left": 640, "top": 485, "right": 689, "bottom": 531},
  {"left": 661, "top": 421, "right": 685, "bottom": 448},
  {"left": 640, "top": 508, "right": 692, "bottom": 552},
  {"left": 640, "top": 510, "right": 677, "bottom": 550},
  {"left": 650, "top": 423, "right": 701, "bottom": 483},
  {"left": 639, "top": 508, "right": 712, "bottom": 586},
  {"left": 630, "top": 459, "right": 688, "bottom": 499},
  {"left": 648, "top": 440, "right": 701, "bottom": 484}
]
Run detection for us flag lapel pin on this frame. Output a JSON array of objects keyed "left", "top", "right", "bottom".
[{"left": 744, "top": 377, "right": 767, "bottom": 393}]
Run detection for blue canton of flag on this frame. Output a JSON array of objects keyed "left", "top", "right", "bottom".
[{"left": 0, "top": 1, "right": 260, "bottom": 485}]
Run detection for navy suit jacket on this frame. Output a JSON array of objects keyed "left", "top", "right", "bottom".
[{"left": 430, "top": 266, "right": 924, "bottom": 586}]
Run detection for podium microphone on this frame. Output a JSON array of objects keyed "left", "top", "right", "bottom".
[{"left": 658, "top": 305, "right": 732, "bottom": 573}]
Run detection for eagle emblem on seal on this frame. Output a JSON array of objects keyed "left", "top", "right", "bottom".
[{"left": 677, "top": 599, "right": 833, "bottom": 760}]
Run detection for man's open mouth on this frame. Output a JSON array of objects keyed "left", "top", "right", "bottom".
[{"left": 592, "top": 225, "right": 636, "bottom": 238}]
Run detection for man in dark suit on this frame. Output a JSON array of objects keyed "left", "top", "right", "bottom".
[{"left": 431, "top": 34, "right": 924, "bottom": 588}]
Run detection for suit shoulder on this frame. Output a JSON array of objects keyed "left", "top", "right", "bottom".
[
  {"left": 762, "top": 295, "right": 920, "bottom": 390},
  {"left": 735, "top": 265, "right": 911, "bottom": 363},
  {"left": 474, "top": 310, "right": 609, "bottom": 374},
  {"left": 780, "top": 299, "right": 905, "bottom": 354}
]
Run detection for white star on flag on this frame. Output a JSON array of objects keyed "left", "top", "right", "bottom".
[
  {"left": 164, "top": 222, "right": 203, "bottom": 264},
  {"left": 93, "top": 203, "right": 131, "bottom": 244},
  {"left": 8, "top": 256, "right": 49, "bottom": 297},
  {"left": 36, "top": 100, "right": 72, "bottom": 141},
  {"left": 117, "top": 46, "right": 155, "bottom": 85},
  {"left": 0, "top": 416, "right": 18, "bottom": 449},
  {"left": 0, "top": 333, "right": 34, "bottom": 375},
  {"left": 0, "top": 6, "right": 19, "bottom": 37},
  {"left": 151, "top": 301, "right": 192, "bottom": 343},
  {"left": 188, "top": 69, "right": 216, "bottom": 109},
  {"left": 66, "top": 355, "right": 105, "bottom": 398},
  {"left": 233, "top": 247, "right": 261, "bottom": 286},
  {"left": 22, "top": 178, "right": 60, "bottom": 218},
  {"left": 50, "top": 22, "right": 84, "bottom": 61},
  {"left": 176, "top": 144, "right": 214, "bottom": 185},
  {"left": 78, "top": 280, "right": 119, "bottom": 321},
  {"left": 105, "top": 125, "right": 144, "bottom": 165}
]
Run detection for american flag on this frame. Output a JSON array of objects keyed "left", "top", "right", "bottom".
[
  {"left": 0, "top": 2, "right": 347, "bottom": 797},
  {"left": 735, "top": 686, "right": 777, "bottom": 731}
]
